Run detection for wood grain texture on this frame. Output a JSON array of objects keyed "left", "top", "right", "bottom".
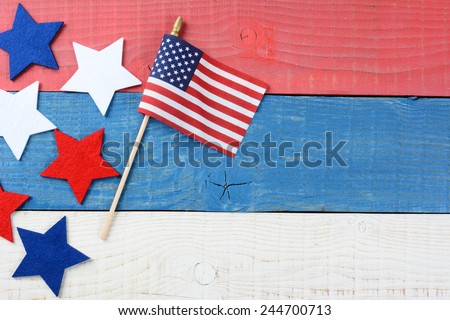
[
  {"left": 1, "top": 211, "right": 450, "bottom": 299},
  {"left": 0, "top": 94, "right": 449, "bottom": 212},
  {"left": 0, "top": 0, "right": 449, "bottom": 96}
]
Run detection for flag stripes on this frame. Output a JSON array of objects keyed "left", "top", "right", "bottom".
[
  {"left": 194, "top": 69, "right": 261, "bottom": 107},
  {"left": 141, "top": 92, "right": 243, "bottom": 142},
  {"left": 143, "top": 78, "right": 251, "bottom": 129},
  {"left": 200, "top": 55, "right": 267, "bottom": 94},
  {"left": 195, "top": 62, "right": 262, "bottom": 101},
  {"left": 139, "top": 101, "right": 239, "bottom": 156}
]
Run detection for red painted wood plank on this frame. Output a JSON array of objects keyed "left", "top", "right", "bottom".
[{"left": 0, "top": 0, "right": 449, "bottom": 96}]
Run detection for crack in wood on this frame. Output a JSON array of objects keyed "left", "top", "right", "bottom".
[{"left": 209, "top": 171, "right": 252, "bottom": 200}]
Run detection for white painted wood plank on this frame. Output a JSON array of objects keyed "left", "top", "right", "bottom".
[{"left": 1, "top": 212, "right": 450, "bottom": 299}]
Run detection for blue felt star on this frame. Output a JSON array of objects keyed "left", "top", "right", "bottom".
[
  {"left": 12, "top": 217, "right": 90, "bottom": 296},
  {"left": 0, "top": 3, "right": 64, "bottom": 80}
]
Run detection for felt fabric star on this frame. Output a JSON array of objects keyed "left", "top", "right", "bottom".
[
  {"left": 61, "top": 38, "right": 141, "bottom": 116},
  {"left": 0, "top": 3, "right": 64, "bottom": 80},
  {"left": 13, "top": 216, "right": 90, "bottom": 296},
  {"left": 41, "top": 129, "right": 120, "bottom": 204},
  {"left": 0, "top": 185, "right": 29, "bottom": 242},
  {"left": 0, "top": 81, "right": 56, "bottom": 160}
]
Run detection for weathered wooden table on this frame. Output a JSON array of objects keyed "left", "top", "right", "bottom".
[{"left": 0, "top": 0, "right": 449, "bottom": 299}]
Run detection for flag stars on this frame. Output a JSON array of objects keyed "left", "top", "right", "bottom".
[
  {"left": 166, "top": 38, "right": 171, "bottom": 43},
  {"left": 151, "top": 35, "right": 203, "bottom": 90}
]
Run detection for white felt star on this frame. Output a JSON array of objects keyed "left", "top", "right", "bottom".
[
  {"left": 0, "top": 81, "right": 56, "bottom": 160},
  {"left": 61, "top": 38, "right": 141, "bottom": 116}
]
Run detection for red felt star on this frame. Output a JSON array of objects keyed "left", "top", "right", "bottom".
[
  {"left": 0, "top": 185, "right": 29, "bottom": 242},
  {"left": 41, "top": 129, "right": 120, "bottom": 204}
]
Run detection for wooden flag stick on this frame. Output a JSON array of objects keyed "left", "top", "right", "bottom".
[{"left": 100, "top": 17, "right": 183, "bottom": 240}]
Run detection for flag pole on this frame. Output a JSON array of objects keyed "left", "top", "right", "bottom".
[{"left": 100, "top": 17, "right": 183, "bottom": 240}]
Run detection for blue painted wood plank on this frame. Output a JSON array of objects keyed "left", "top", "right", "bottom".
[{"left": 0, "top": 93, "right": 448, "bottom": 212}]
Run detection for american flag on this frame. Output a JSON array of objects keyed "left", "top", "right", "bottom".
[{"left": 138, "top": 34, "right": 268, "bottom": 157}]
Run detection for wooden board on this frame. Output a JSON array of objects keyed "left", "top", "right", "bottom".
[
  {"left": 0, "top": 94, "right": 448, "bottom": 212},
  {"left": 2, "top": 211, "right": 450, "bottom": 299},
  {"left": 0, "top": 0, "right": 449, "bottom": 96}
]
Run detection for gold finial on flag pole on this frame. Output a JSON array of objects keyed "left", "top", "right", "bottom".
[
  {"left": 171, "top": 16, "right": 183, "bottom": 37},
  {"left": 100, "top": 17, "right": 183, "bottom": 240}
]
